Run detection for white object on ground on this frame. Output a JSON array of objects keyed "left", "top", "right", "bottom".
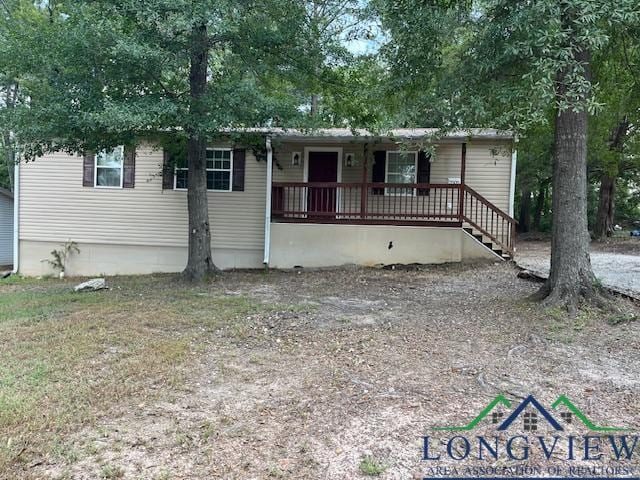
[{"left": 74, "top": 278, "right": 107, "bottom": 292}]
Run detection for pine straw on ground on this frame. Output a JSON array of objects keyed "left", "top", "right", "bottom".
[{"left": 0, "top": 263, "right": 639, "bottom": 479}]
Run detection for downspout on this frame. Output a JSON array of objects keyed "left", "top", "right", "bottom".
[
  {"left": 11, "top": 159, "right": 19, "bottom": 274},
  {"left": 263, "top": 135, "right": 273, "bottom": 266},
  {"left": 508, "top": 141, "right": 518, "bottom": 218}
]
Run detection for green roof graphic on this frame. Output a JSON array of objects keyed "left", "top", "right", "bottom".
[
  {"left": 434, "top": 394, "right": 630, "bottom": 432},
  {"left": 433, "top": 394, "right": 511, "bottom": 431},
  {"left": 551, "top": 395, "right": 628, "bottom": 432}
]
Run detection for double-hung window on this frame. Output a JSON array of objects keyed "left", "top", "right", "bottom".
[
  {"left": 174, "top": 148, "right": 233, "bottom": 191},
  {"left": 95, "top": 146, "right": 124, "bottom": 188},
  {"left": 385, "top": 151, "right": 417, "bottom": 196},
  {"left": 206, "top": 149, "right": 232, "bottom": 191}
]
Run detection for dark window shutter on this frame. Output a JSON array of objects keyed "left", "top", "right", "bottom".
[
  {"left": 417, "top": 150, "right": 431, "bottom": 196},
  {"left": 372, "top": 150, "right": 386, "bottom": 195},
  {"left": 162, "top": 149, "right": 174, "bottom": 189},
  {"left": 123, "top": 146, "right": 136, "bottom": 188},
  {"left": 83, "top": 152, "right": 95, "bottom": 187},
  {"left": 232, "top": 148, "right": 246, "bottom": 192}
]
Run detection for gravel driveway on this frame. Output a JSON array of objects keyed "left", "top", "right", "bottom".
[{"left": 516, "top": 241, "right": 640, "bottom": 298}]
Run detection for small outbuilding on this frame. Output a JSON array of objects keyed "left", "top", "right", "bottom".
[{"left": 0, "top": 187, "right": 13, "bottom": 267}]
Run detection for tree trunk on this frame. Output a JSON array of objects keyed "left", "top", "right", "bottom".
[
  {"left": 3, "top": 131, "right": 14, "bottom": 192},
  {"left": 2, "top": 84, "right": 18, "bottom": 192},
  {"left": 532, "top": 179, "right": 549, "bottom": 231},
  {"left": 183, "top": 22, "right": 217, "bottom": 281},
  {"left": 310, "top": 94, "right": 319, "bottom": 116},
  {"left": 594, "top": 174, "right": 615, "bottom": 240},
  {"left": 518, "top": 186, "right": 531, "bottom": 233},
  {"left": 535, "top": 47, "right": 599, "bottom": 312},
  {"left": 593, "top": 118, "right": 628, "bottom": 240}
]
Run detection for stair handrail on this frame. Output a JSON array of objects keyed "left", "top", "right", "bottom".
[{"left": 462, "top": 185, "right": 517, "bottom": 256}]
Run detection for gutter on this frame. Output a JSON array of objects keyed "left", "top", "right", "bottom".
[
  {"left": 12, "top": 160, "right": 19, "bottom": 274},
  {"left": 508, "top": 144, "right": 517, "bottom": 218},
  {"left": 263, "top": 135, "right": 273, "bottom": 266}
]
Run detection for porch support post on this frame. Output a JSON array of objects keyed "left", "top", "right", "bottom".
[
  {"left": 360, "top": 142, "right": 368, "bottom": 219},
  {"left": 459, "top": 142, "right": 467, "bottom": 222},
  {"left": 263, "top": 135, "right": 273, "bottom": 266}
]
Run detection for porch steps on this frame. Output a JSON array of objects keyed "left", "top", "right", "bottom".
[{"left": 463, "top": 227, "right": 512, "bottom": 261}]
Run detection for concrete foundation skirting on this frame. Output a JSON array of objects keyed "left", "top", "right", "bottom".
[
  {"left": 18, "top": 240, "right": 263, "bottom": 276},
  {"left": 269, "top": 223, "right": 496, "bottom": 269},
  {"left": 20, "top": 225, "right": 497, "bottom": 276}
]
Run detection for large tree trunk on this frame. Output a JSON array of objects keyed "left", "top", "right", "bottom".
[
  {"left": 594, "top": 173, "right": 615, "bottom": 240},
  {"left": 518, "top": 186, "right": 532, "bottom": 233},
  {"left": 183, "top": 22, "right": 217, "bottom": 281},
  {"left": 535, "top": 47, "right": 599, "bottom": 312}
]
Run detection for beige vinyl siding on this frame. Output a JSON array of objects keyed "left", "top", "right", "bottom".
[
  {"left": 272, "top": 142, "right": 363, "bottom": 183},
  {"left": 464, "top": 140, "right": 513, "bottom": 212},
  {"left": 19, "top": 143, "right": 266, "bottom": 251},
  {"left": 0, "top": 194, "right": 12, "bottom": 265}
]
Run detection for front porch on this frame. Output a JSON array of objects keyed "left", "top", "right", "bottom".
[
  {"left": 268, "top": 140, "right": 516, "bottom": 258},
  {"left": 261, "top": 130, "right": 517, "bottom": 269}
]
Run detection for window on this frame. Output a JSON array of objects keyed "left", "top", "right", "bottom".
[
  {"left": 385, "top": 151, "right": 417, "bottom": 196},
  {"left": 523, "top": 412, "right": 538, "bottom": 431},
  {"left": 95, "top": 146, "right": 124, "bottom": 188},
  {"left": 207, "top": 149, "right": 232, "bottom": 191},
  {"left": 174, "top": 149, "right": 233, "bottom": 191},
  {"left": 175, "top": 167, "right": 188, "bottom": 189},
  {"left": 560, "top": 412, "right": 572, "bottom": 424},
  {"left": 492, "top": 411, "right": 504, "bottom": 424}
]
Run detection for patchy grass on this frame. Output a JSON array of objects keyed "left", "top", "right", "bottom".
[
  {"left": 358, "top": 456, "right": 387, "bottom": 476},
  {"left": 100, "top": 463, "right": 125, "bottom": 479},
  {"left": 607, "top": 312, "right": 638, "bottom": 325},
  {"left": 0, "top": 274, "right": 267, "bottom": 478}
]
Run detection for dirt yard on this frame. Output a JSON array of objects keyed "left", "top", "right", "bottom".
[{"left": 1, "top": 263, "right": 639, "bottom": 479}]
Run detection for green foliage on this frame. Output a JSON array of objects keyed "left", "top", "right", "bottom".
[
  {"left": 375, "top": 0, "right": 640, "bottom": 237},
  {"left": 375, "top": 0, "right": 640, "bottom": 131},
  {"left": 43, "top": 241, "right": 80, "bottom": 274},
  {"left": 587, "top": 25, "right": 640, "bottom": 229},
  {"left": 359, "top": 456, "right": 387, "bottom": 476},
  {"left": 3, "top": 0, "right": 370, "bottom": 157},
  {"left": 310, "top": 57, "right": 391, "bottom": 130},
  {"left": 616, "top": 181, "right": 640, "bottom": 226},
  {"left": 0, "top": 152, "right": 9, "bottom": 190}
]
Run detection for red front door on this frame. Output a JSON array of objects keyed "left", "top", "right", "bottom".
[{"left": 307, "top": 151, "right": 338, "bottom": 217}]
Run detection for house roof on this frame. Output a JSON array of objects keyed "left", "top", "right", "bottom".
[
  {"left": 0, "top": 187, "right": 12, "bottom": 200},
  {"left": 238, "top": 127, "right": 514, "bottom": 142},
  {"left": 497, "top": 395, "right": 564, "bottom": 431}
]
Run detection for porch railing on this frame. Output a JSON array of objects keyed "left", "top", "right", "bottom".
[
  {"left": 271, "top": 182, "right": 461, "bottom": 225},
  {"left": 271, "top": 182, "right": 517, "bottom": 255}
]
